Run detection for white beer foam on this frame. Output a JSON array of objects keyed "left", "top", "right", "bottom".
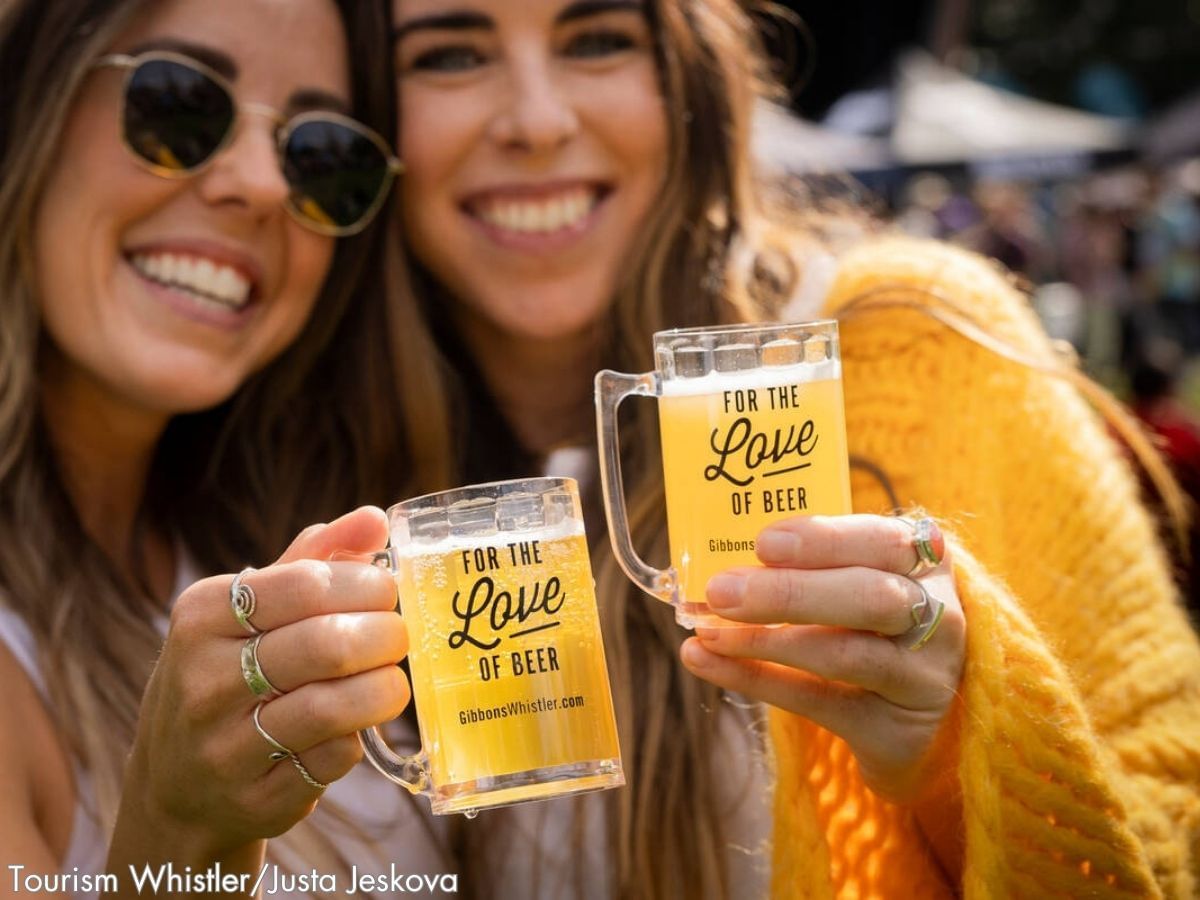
[
  {"left": 393, "top": 518, "right": 586, "bottom": 558},
  {"left": 660, "top": 358, "right": 841, "bottom": 397}
]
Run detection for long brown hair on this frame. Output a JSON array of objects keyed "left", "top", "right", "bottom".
[
  {"left": 0, "top": 0, "right": 433, "bottom": 858},
  {"left": 384, "top": 2, "right": 815, "bottom": 897}
]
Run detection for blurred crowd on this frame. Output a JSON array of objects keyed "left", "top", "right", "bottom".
[{"left": 892, "top": 158, "right": 1200, "bottom": 602}]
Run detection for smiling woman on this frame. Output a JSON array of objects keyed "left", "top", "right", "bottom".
[
  {"left": 0, "top": 0, "right": 443, "bottom": 896},
  {"left": 394, "top": 0, "right": 668, "bottom": 361},
  {"left": 384, "top": 0, "right": 1200, "bottom": 898}
]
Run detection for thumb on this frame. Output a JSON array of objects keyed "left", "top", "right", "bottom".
[{"left": 274, "top": 506, "right": 389, "bottom": 564}]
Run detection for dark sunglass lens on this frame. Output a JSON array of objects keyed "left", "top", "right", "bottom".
[
  {"left": 283, "top": 120, "right": 391, "bottom": 231},
  {"left": 124, "top": 59, "right": 234, "bottom": 171}
]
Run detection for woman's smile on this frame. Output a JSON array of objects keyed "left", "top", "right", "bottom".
[{"left": 460, "top": 180, "right": 611, "bottom": 252}]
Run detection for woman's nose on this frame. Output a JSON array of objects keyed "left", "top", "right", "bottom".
[
  {"left": 488, "top": 62, "right": 580, "bottom": 155},
  {"left": 197, "top": 107, "right": 291, "bottom": 222}
]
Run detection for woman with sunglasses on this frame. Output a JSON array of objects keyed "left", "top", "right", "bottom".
[
  {"left": 0, "top": 0, "right": 447, "bottom": 894},
  {"left": 383, "top": 0, "right": 1200, "bottom": 896}
]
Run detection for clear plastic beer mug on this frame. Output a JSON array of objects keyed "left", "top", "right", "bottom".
[
  {"left": 358, "top": 477, "right": 624, "bottom": 815},
  {"left": 596, "top": 321, "right": 853, "bottom": 629}
]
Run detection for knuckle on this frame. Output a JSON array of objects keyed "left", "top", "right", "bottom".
[
  {"left": 295, "top": 523, "right": 326, "bottom": 546},
  {"left": 167, "top": 580, "right": 216, "bottom": 637},
  {"left": 316, "top": 627, "right": 357, "bottom": 679},
  {"left": 192, "top": 737, "right": 231, "bottom": 782},
  {"left": 277, "top": 560, "right": 334, "bottom": 613},
  {"left": 741, "top": 656, "right": 773, "bottom": 686},
  {"left": 879, "top": 576, "right": 915, "bottom": 629},
  {"left": 890, "top": 520, "right": 915, "bottom": 571},
  {"left": 297, "top": 685, "right": 339, "bottom": 734},
  {"left": 824, "top": 521, "right": 846, "bottom": 560},
  {"left": 829, "top": 633, "right": 868, "bottom": 677},
  {"left": 742, "top": 623, "right": 775, "bottom": 656},
  {"left": 767, "top": 569, "right": 806, "bottom": 618}
]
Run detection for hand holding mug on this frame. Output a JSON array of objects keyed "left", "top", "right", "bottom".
[
  {"left": 117, "top": 507, "right": 410, "bottom": 852},
  {"left": 679, "top": 514, "right": 966, "bottom": 805}
]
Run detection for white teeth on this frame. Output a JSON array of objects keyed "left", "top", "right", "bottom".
[
  {"left": 130, "top": 253, "right": 253, "bottom": 309},
  {"left": 476, "top": 188, "right": 597, "bottom": 234}
]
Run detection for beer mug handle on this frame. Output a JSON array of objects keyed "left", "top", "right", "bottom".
[
  {"left": 594, "top": 369, "right": 678, "bottom": 607},
  {"left": 332, "top": 548, "right": 431, "bottom": 797}
]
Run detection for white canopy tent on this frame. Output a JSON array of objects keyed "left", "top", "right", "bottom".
[
  {"left": 890, "top": 51, "right": 1134, "bottom": 166},
  {"left": 755, "top": 51, "right": 1137, "bottom": 180}
]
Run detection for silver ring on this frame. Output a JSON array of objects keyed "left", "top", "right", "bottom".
[
  {"left": 289, "top": 754, "right": 328, "bottom": 791},
  {"left": 902, "top": 517, "right": 945, "bottom": 577},
  {"left": 230, "top": 567, "right": 260, "bottom": 635},
  {"left": 241, "top": 633, "right": 281, "bottom": 698},
  {"left": 252, "top": 702, "right": 293, "bottom": 762},
  {"left": 898, "top": 579, "right": 945, "bottom": 650}
]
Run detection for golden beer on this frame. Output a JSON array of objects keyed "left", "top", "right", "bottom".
[
  {"left": 361, "top": 478, "right": 624, "bottom": 815},
  {"left": 596, "top": 320, "right": 853, "bottom": 628},
  {"left": 658, "top": 369, "right": 852, "bottom": 624},
  {"left": 398, "top": 531, "right": 619, "bottom": 801}
]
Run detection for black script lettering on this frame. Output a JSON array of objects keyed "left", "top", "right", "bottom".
[
  {"left": 705, "top": 417, "right": 820, "bottom": 487},
  {"left": 448, "top": 575, "right": 567, "bottom": 651},
  {"left": 449, "top": 577, "right": 502, "bottom": 650},
  {"left": 490, "top": 576, "right": 565, "bottom": 631}
]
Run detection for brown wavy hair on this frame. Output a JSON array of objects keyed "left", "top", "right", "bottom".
[
  {"left": 0, "top": 0, "right": 437, "bottom": 877},
  {"left": 382, "top": 2, "right": 828, "bottom": 897}
]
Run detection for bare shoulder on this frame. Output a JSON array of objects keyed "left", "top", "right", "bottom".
[{"left": 0, "top": 639, "right": 77, "bottom": 883}]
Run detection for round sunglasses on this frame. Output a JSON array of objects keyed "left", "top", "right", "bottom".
[{"left": 94, "top": 51, "right": 402, "bottom": 237}]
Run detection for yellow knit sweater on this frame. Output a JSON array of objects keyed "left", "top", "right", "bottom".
[{"left": 768, "top": 237, "right": 1200, "bottom": 898}]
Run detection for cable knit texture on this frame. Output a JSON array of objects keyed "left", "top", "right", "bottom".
[{"left": 768, "top": 237, "right": 1200, "bottom": 898}]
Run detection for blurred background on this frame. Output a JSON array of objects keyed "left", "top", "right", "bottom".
[{"left": 752, "top": 0, "right": 1200, "bottom": 597}]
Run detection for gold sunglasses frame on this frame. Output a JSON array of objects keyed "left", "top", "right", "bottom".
[{"left": 94, "top": 50, "right": 403, "bottom": 237}]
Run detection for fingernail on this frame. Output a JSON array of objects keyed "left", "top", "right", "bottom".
[
  {"left": 706, "top": 573, "right": 746, "bottom": 609},
  {"left": 680, "top": 639, "right": 713, "bottom": 669},
  {"left": 757, "top": 530, "right": 799, "bottom": 563},
  {"left": 694, "top": 627, "right": 723, "bottom": 644}
]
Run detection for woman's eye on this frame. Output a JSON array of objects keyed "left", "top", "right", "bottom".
[
  {"left": 564, "top": 30, "right": 637, "bottom": 59},
  {"left": 410, "top": 45, "right": 488, "bottom": 73}
]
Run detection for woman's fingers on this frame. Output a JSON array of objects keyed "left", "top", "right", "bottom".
[
  {"left": 754, "top": 514, "right": 947, "bottom": 577},
  {"left": 260, "top": 734, "right": 364, "bottom": 800},
  {"left": 687, "top": 512, "right": 966, "bottom": 804},
  {"left": 246, "top": 611, "right": 408, "bottom": 694},
  {"left": 273, "top": 506, "right": 389, "bottom": 566},
  {"left": 679, "top": 639, "right": 951, "bottom": 795},
  {"left": 681, "top": 639, "right": 867, "bottom": 729},
  {"left": 707, "top": 565, "right": 925, "bottom": 633},
  {"left": 172, "top": 559, "right": 397, "bottom": 641},
  {"left": 691, "top": 617, "right": 958, "bottom": 709},
  {"left": 249, "top": 665, "right": 412, "bottom": 766}
]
